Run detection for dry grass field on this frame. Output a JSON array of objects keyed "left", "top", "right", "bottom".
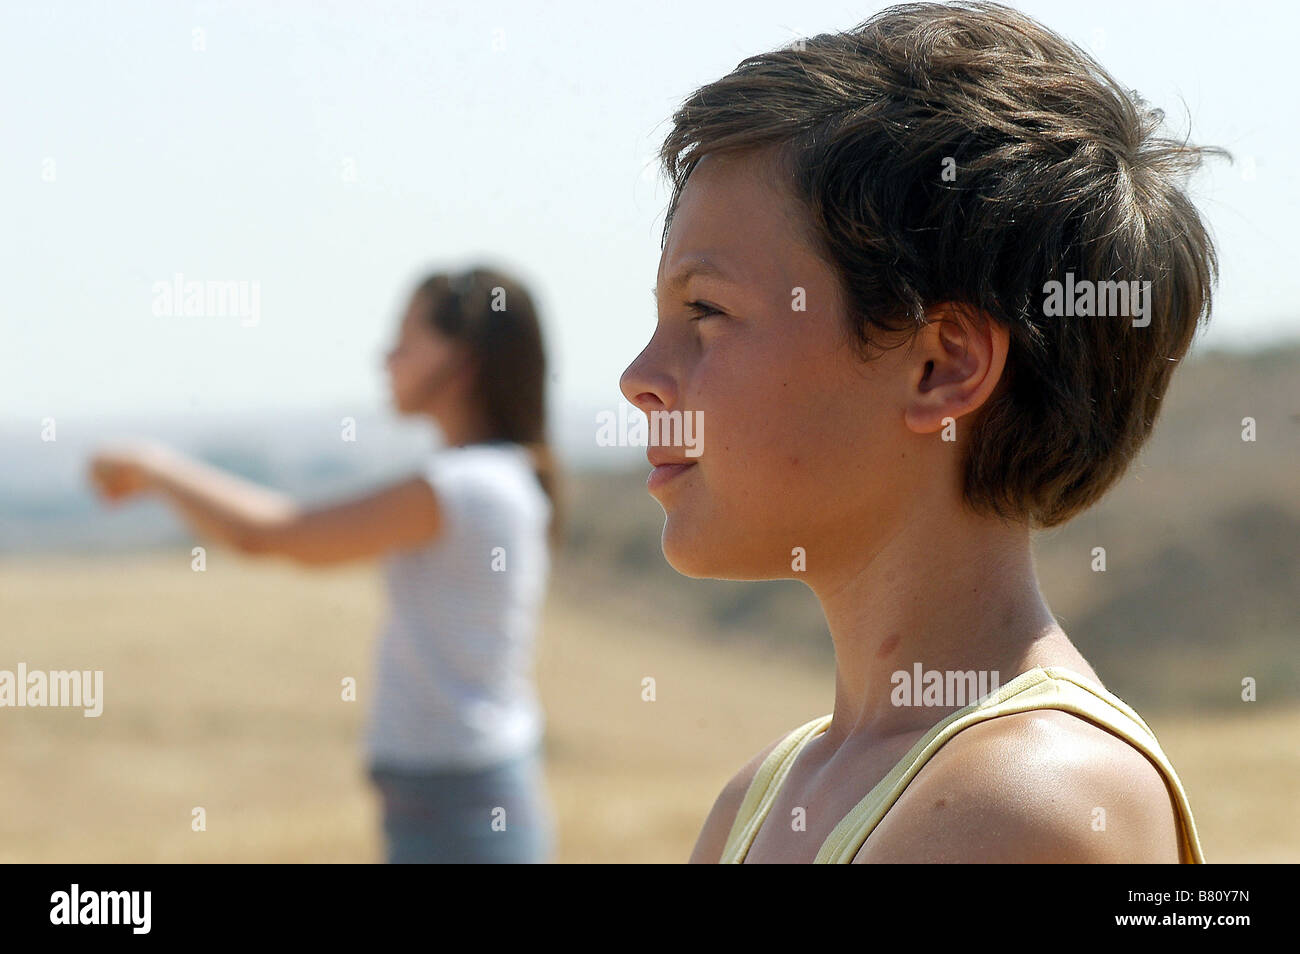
[{"left": 1, "top": 551, "right": 1294, "bottom": 863}]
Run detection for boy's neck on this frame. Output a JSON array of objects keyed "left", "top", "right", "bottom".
[{"left": 807, "top": 503, "right": 1077, "bottom": 746}]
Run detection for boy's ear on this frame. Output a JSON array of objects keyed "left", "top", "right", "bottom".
[{"left": 902, "top": 303, "right": 1009, "bottom": 435}]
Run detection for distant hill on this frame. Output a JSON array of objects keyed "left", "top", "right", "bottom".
[{"left": 5, "top": 344, "right": 1295, "bottom": 710}]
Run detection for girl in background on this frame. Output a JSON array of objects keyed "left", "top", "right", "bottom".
[{"left": 90, "top": 266, "right": 560, "bottom": 864}]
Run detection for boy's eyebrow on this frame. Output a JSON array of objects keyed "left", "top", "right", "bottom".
[{"left": 651, "top": 257, "right": 736, "bottom": 303}]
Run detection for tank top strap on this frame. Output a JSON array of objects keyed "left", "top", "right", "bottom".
[
  {"left": 813, "top": 666, "right": 1206, "bottom": 863},
  {"left": 718, "top": 714, "right": 834, "bottom": 864}
]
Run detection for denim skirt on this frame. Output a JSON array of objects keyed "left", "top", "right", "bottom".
[{"left": 368, "top": 746, "right": 554, "bottom": 864}]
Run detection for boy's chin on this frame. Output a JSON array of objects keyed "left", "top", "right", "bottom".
[
  {"left": 660, "top": 520, "right": 779, "bottom": 581},
  {"left": 660, "top": 519, "right": 712, "bottom": 578}
]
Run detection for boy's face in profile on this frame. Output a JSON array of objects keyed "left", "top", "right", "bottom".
[{"left": 622, "top": 150, "right": 922, "bottom": 582}]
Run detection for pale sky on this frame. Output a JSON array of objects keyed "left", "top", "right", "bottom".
[{"left": 3, "top": 0, "right": 1296, "bottom": 429}]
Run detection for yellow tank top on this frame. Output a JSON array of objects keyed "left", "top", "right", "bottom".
[{"left": 719, "top": 666, "right": 1205, "bottom": 863}]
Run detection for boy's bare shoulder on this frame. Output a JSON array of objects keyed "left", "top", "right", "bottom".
[
  {"left": 852, "top": 709, "right": 1184, "bottom": 863},
  {"left": 689, "top": 731, "right": 790, "bottom": 864}
]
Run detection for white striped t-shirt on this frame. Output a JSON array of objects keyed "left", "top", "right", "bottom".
[{"left": 365, "top": 442, "right": 551, "bottom": 771}]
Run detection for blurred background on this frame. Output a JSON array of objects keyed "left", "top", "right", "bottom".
[{"left": 2, "top": 0, "right": 1297, "bottom": 862}]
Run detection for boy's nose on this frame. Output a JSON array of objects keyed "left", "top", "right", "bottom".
[
  {"left": 620, "top": 358, "right": 673, "bottom": 415},
  {"left": 619, "top": 360, "right": 648, "bottom": 409}
]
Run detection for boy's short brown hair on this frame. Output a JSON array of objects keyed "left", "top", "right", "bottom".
[{"left": 657, "top": 1, "right": 1224, "bottom": 528}]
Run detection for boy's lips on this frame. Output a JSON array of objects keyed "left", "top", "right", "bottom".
[{"left": 646, "top": 452, "right": 698, "bottom": 491}]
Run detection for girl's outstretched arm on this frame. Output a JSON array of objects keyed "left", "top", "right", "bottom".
[{"left": 89, "top": 442, "right": 442, "bottom": 566}]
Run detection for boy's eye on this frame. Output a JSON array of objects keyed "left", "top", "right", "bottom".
[{"left": 688, "top": 301, "right": 722, "bottom": 321}]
